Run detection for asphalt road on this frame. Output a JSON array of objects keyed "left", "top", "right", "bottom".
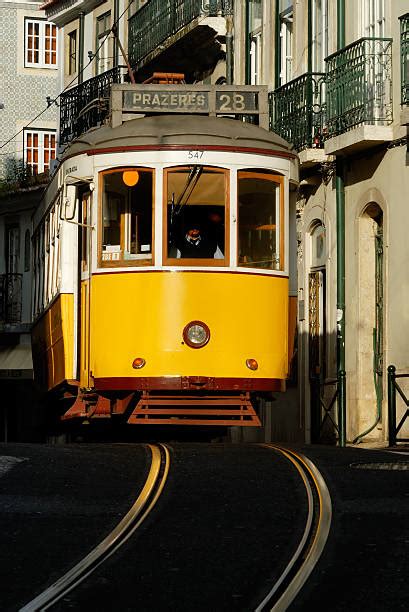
[{"left": 0, "top": 442, "right": 408, "bottom": 611}]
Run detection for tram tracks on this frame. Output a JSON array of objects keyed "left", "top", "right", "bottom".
[
  {"left": 19, "top": 443, "right": 170, "bottom": 612},
  {"left": 18, "top": 443, "right": 330, "bottom": 611},
  {"left": 255, "top": 445, "right": 332, "bottom": 612}
]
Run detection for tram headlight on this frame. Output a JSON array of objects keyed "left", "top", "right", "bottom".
[{"left": 183, "top": 321, "right": 210, "bottom": 349}]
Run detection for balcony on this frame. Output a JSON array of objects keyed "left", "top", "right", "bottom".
[
  {"left": 59, "top": 66, "right": 126, "bottom": 145},
  {"left": 0, "top": 274, "right": 22, "bottom": 326},
  {"left": 324, "top": 37, "right": 393, "bottom": 155},
  {"left": 400, "top": 14, "right": 409, "bottom": 125},
  {"left": 128, "top": 0, "right": 233, "bottom": 81},
  {"left": 269, "top": 72, "right": 328, "bottom": 166}
]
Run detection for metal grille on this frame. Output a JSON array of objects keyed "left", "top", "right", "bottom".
[
  {"left": 308, "top": 271, "right": 323, "bottom": 378},
  {"left": 128, "top": 0, "right": 233, "bottom": 67},
  {"left": 325, "top": 37, "right": 393, "bottom": 137},
  {"left": 400, "top": 14, "right": 409, "bottom": 105},
  {"left": 308, "top": 270, "right": 337, "bottom": 443},
  {"left": 59, "top": 66, "right": 125, "bottom": 145},
  {"left": 269, "top": 72, "right": 326, "bottom": 151},
  {"left": 0, "top": 274, "right": 23, "bottom": 324}
]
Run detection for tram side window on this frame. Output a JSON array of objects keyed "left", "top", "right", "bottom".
[
  {"left": 238, "top": 170, "right": 283, "bottom": 271},
  {"left": 165, "top": 166, "right": 227, "bottom": 264},
  {"left": 101, "top": 168, "right": 154, "bottom": 266}
]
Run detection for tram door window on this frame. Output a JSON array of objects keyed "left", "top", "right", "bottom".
[
  {"left": 237, "top": 170, "right": 283, "bottom": 270},
  {"left": 165, "top": 166, "right": 227, "bottom": 264},
  {"left": 81, "top": 193, "right": 91, "bottom": 273},
  {"left": 100, "top": 168, "right": 154, "bottom": 267}
]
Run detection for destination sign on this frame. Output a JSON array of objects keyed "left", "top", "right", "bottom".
[
  {"left": 112, "top": 85, "right": 269, "bottom": 129},
  {"left": 122, "top": 89, "right": 261, "bottom": 114},
  {"left": 123, "top": 90, "right": 209, "bottom": 113}
]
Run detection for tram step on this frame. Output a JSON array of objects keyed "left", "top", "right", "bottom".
[{"left": 127, "top": 393, "right": 261, "bottom": 426}]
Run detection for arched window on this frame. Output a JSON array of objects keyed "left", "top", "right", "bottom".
[{"left": 310, "top": 222, "right": 326, "bottom": 268}]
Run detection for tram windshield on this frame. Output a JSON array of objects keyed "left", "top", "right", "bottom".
[
  {"left": 100, "top": 168, "right": 154, "bottom": 266},
  {"left": 165, "top": 166, "right": 227, "bottom": 264},
  {"left": 238, "top": 170, "right": 283, "bottom": 271}
]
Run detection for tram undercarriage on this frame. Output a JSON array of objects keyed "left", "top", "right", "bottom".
[{"left": 60, "top": 383, "right": 282, "bottom": 427}]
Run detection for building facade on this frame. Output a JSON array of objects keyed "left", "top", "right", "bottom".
[
  {"left": 248, "top": 0, "right": 408, "bottom": 445},
  {"left": 0, "top": 0, "right": 58, "bottom": 440}
]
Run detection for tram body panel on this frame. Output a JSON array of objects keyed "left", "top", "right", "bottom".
[
  {"left": 79, "top": 279, "right": 91, "bottom": 389},
  {"left": 31, "top": 293, "right": 75, "bottom": 391},
  {"left": 89, "top": 272, "right": 289, "bottom": 383}
]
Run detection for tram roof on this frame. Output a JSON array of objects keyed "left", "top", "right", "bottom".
[{"left": 62, "top": 115, "right": 294, "bottom": 160}]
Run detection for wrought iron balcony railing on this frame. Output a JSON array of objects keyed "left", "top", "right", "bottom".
[
  {"left": 59, "top": 66, "right": 126, "bottom": 145},
  {"left": 128, "top": 0, "right": 233, "bottom": 68},
  {"left": 325, "top": 37, "right": 393, "bottom": 138},
  {"left": 0, "top": 274, "right": 23, "bottom": 325},
  {"left": 400, "top": 14, "right": 409, "bottom": 105},
  {"left": 269, "top": 72, "right": 326, "bottom": 151}
]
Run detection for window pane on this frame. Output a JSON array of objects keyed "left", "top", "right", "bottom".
[
  {"left": 68, "top": 30, "right": 77, "bottom": 74},
  {"left": 25, "top": 230, "right": 31, "bottom": 272},
  {"left": 238, "top": 170, "right": 282, "bottom": 270},
  {"left": 102, "top": 169, "right": 154, "bottom": 265},
  {"left": 248, "top": 0, "right": 262, "bottom": 31},
  {"left": 311, "top": 223, "right": 326, "bottom": 267},
  {"left": 166, "top": 166, "right": 226, "bottom": 261}
]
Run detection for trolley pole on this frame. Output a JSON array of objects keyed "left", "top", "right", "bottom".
[
  {"left": 226, "top": 14, "right": 234, "bottom": 85},
  {"left": 224, "top": 1, "right": 234, "bottom": 85}
]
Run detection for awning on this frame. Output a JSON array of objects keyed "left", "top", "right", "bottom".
[{"left": 0, "top": 344, "right": 33, "bottom": 380}]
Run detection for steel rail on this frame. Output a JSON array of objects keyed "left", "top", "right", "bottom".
[
  {"left": 255, "top": 445, "right": 332, "bottom": 612},
  {"left": 20, "top": 443, "right": 171, "bottom": 612}
]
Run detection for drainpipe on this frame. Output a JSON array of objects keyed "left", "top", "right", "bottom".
[
  {"left": 78, "top": 11, "right": 85, "bottom": 84},
  {"left": 307, "top": 0, "right": 313, "bottom": 145},
  {"left": 307, "top": 0, "right": 312, "bottom": 73},
  {"left": 336, "top": 0, "right": 346, "bottom": 446}
]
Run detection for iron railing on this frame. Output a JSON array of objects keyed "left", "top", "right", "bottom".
[
  {"left": 388, "top": 365, "right": 409, "bottom": 446},
  {"left": 59, "top": 66, "right": 126, "bottom": 144},
  {"left": 269, "top": 72, "right": 326, "bottom": 151},
  {"left": 310, "top": 376, "right": 339, "bottom": 444},
  {"left": 400, "top": 14, "right": 409, "bottom": 105},
  {"left": 128, "top": 0, "right": 233, "bottom": 68},
  {"left": 0, "top": 274, "right": 23, "bottom": 324},
  {"left": 325, "top": 37, "right": 393, "bottom": 138}
]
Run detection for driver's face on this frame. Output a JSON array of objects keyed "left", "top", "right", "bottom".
[{"left": 187, "top": 228, "right": 201, "bottom": 239}]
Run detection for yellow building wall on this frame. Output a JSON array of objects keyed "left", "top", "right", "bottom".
[{"left": 90, "top": 272, "right": 289, "bottom": 381}]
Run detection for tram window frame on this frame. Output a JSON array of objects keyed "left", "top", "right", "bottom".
[
  {"left": 237, "top": 170, "right": 285, "bottom": 272},
  {"left": 163, "top": 165, "right": 229, "bottom": 267},
  {"left": 99, "top": 167, "right": 155, "bottom": 268}
]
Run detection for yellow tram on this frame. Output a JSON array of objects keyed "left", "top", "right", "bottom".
[{"left": 31, "top": 85, "right": 298, "bottom": 427}]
